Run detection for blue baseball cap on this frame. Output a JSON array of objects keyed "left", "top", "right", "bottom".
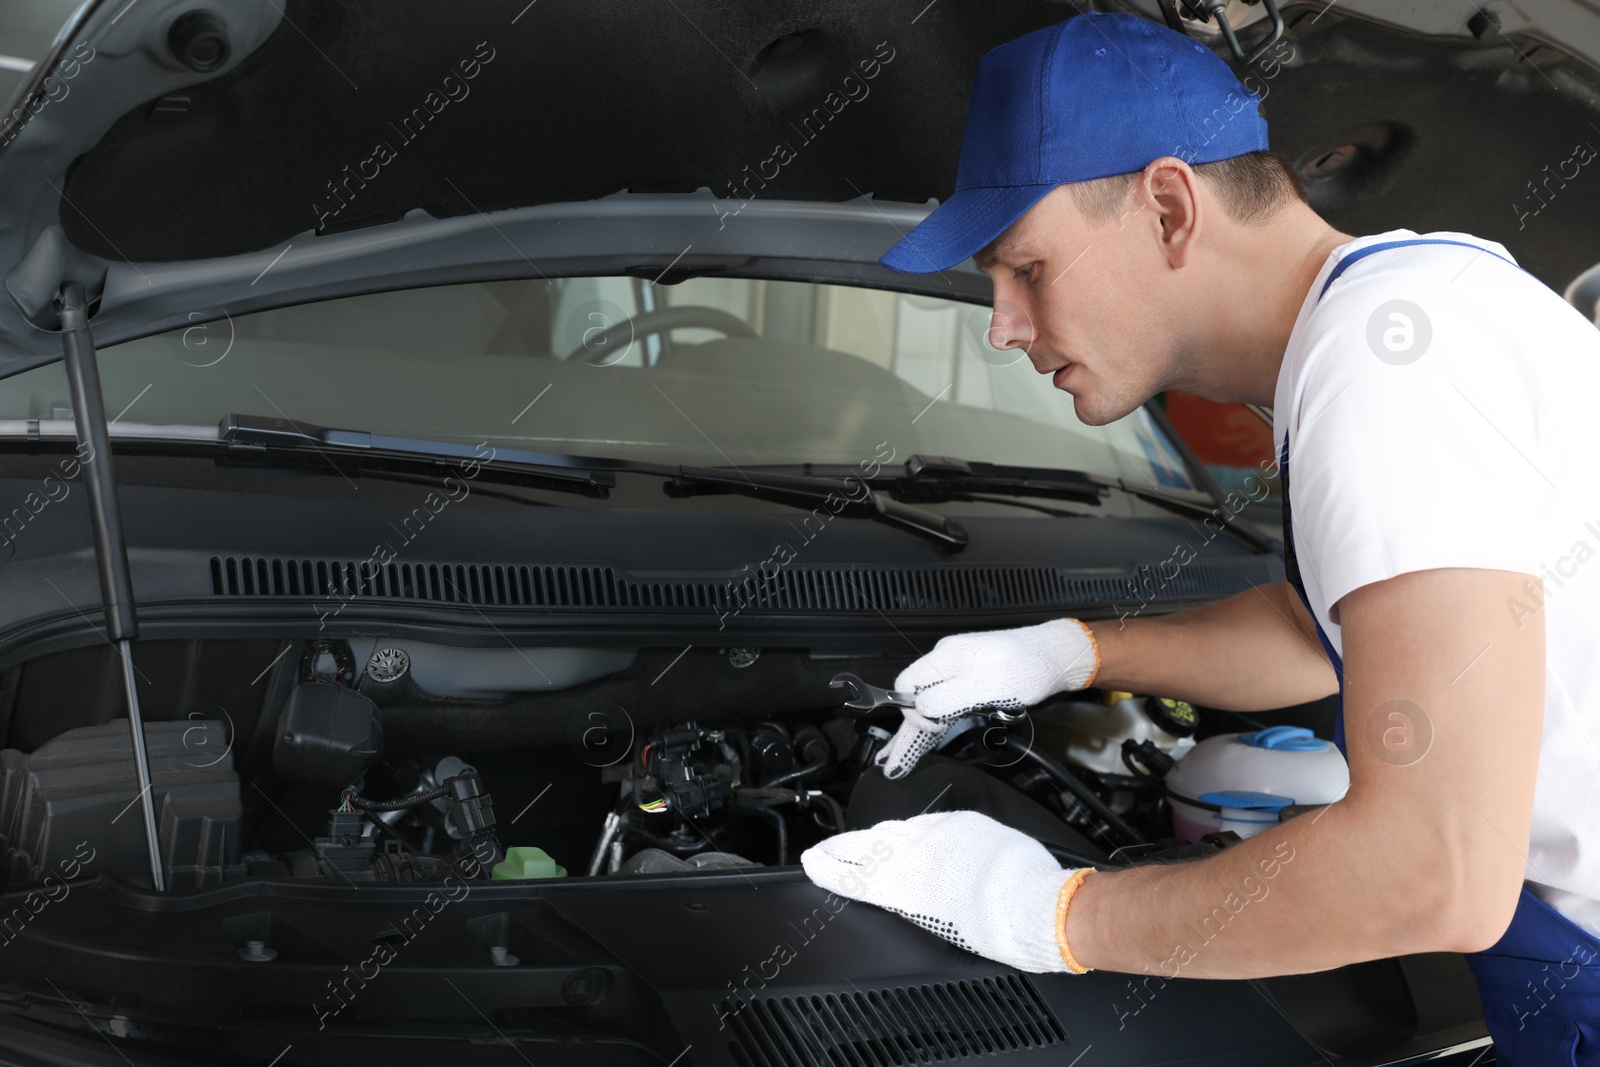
[{"left": 880, "top": 12, "right": 1270, "bottom": 274}]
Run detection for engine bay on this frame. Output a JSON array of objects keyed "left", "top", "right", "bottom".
[{"left": 0, "top": 634, "right": 1339, "bottom": 895}]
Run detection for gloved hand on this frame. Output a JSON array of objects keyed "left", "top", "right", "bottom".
[
  {"left": 874, "top": 618, "right": 1100, "bottom": 779},
  {"left": 799, "top": 809, "right": 1092, "bottom": 973}
]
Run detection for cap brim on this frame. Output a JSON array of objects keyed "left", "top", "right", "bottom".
[{"left": 878, "top": 183, "right": 1058, "bottom": 274}]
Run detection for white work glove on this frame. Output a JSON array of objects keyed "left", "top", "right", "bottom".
[
  {"left": 800, "top": 810, "right": 1086, "bottom": 973},
  {"left": 874, "top": 618, "right": 1100, "bottom": 779}
]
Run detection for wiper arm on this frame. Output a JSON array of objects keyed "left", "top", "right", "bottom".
[
  {"left": 1099, "top": 480, "right": 1274, "bottom": 553},
  {"left": 221, "top": 413, "right": 616, "bottom": 492},
  {"left": 903, "top": 454, "right": 1273, "bottom": 553},
  {"left": 669, "top": 465, "right": 968, "bottom": 551}
]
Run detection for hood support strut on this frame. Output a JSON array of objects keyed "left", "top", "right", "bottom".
[{"left": 56, "top": 281, "right": 165, "bottom": 892}]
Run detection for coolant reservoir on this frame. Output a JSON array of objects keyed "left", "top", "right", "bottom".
[
  {"left": 1165, "top": 726, "right": 1349, "bottom": 842},
  {"left": 1057, "top": 692, "right": 1196, "bottom": 775}
]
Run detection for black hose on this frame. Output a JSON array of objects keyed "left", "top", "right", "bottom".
[
  {"left": 357, "top": 809, "right": 414, "bottom": 848},
  {"left": 765, "top": 804, "right": 788, "bottom": 865},
  {"left": 957, "top": 740, "right": 1146, "bottom": 847},
  {"left": 764, "top": 758, "right": 827, "bottom": 789},
  {"left": 738, "top": 785, "right": 848, "bottom": 834},
  {"left": 734, "top": 787, "right": 800, "bottom": 801},
  {"left": 733, "top": 800, "right": 788, "bottom": 865},
  {"left": 1044, "top": 842, "right": 1118, "bottom": 870},
  {"left": 813, "top": 791, "right": 847, "bottom": 832},
  {"left": 348, "top": 784, "right": 450, "bottom": 811},
  {"left": 1021, "top": 745, "right": 1146, "bottom": 845},
  {"left": 717, "top": 739, "right": 744, "bottom": 790}
]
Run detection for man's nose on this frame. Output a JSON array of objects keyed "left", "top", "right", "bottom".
[{"left": 987, "top": 300, "right": 1034, "bottom": 350}]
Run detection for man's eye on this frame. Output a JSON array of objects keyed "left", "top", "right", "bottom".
[{"left": 1013, "top": 263, "right": 1037, "bottom": 282}]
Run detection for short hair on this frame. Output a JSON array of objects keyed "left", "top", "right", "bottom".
[{"left": 1067, "top": 149, "right": 1307, "bottom": 226}]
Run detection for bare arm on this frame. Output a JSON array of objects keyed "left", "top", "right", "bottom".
[
  {"left": 1085, "top": 580, "right": 1339, "bottom": 711},
  {"left": 1065, "top": 567, "right": 1544, "bottom": 977}
]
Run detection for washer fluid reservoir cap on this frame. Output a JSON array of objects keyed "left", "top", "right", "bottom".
[
  {"left": 1197, "top": 789, "right": 1295, "bottom": 812},
  {"left": 1238, "top": 725, "right": 1328, "bottom": 751}
]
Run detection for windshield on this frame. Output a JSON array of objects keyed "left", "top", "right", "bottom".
[{"left": 0, "top": 276, "right": 1194, "bottom": 487}]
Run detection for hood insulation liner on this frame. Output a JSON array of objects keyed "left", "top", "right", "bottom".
[{"left": 51, "top": 1, "right": 1600, "bottom": 288}]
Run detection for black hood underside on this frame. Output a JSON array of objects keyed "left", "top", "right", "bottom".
[{"left": 51, "top": 0, "right": 1600, "bottom": 289}]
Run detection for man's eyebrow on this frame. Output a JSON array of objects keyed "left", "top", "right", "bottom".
[{"left": 973, "top": 241, "right": 1011, "bottom": 269}]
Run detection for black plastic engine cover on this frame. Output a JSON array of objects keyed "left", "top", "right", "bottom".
[
  {"left": 272, "top": 680, "right": 383, "bottom": 789},
  {"left": 0, "top": 719, "right": 243, "bottom": 890},
  {"left": 846, "top": 753, "right": 1104, "bottom": 858}
]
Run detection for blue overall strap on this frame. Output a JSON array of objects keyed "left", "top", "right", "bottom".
[
  {"left": 1317, "top": 237, "right": 1520, "bottom": 299},
  {"left": 1290, "top": 234, "right": 1600, "bottom": 1066},
  {"left": 1276, "top": 435, "right": 1346, "bottom": 757},
  {"left": 1285, "top": 236, "right": 1520, "bottom": 757}
]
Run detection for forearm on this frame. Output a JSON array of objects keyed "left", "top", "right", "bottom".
[
  {"left": 1085, "top": 581, "right": 1338, "bottom": 710},
  {"left": 1063, "top": 568, "right": 1541, "bottom": 980},
  {"left": 1063, "top": 799, "right": 1458, "bottom": 978}
]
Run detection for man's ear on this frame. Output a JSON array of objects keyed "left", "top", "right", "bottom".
[{"left": 1139, "top": 158, "right": 1202, "bottom": 268}]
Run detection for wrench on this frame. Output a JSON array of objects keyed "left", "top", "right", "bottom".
[
  {"left": 828, "top": 672, "right": 1025, "bottom": 721},
  {"left": 830, "top": 672, "right": 916, "bottom": 711}
]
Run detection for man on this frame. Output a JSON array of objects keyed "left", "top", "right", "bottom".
[{"left": 799, "top": 12, "right": 1600, "bottom": 1064}]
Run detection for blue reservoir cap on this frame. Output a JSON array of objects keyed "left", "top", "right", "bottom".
[
  {"left": 1197, "top": 790, "right": 1296, "bottom": 812},
  {"left": 1237, "top": 725, "right": 1329, "bottom": 751}
]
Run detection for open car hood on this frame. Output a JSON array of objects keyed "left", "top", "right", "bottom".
[{"left": 4, "top": 0, "right": 1600, "bottom": 375}]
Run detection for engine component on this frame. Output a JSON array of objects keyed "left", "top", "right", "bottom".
[
  {"left": 275, "top": 774, "right": 502, "bottom": 882},
  {"left": 846, "top": 753, "right": 1103, "bottom": 860},
  {"left": 792, "top": 724, "right": 831, "bottom": 767},
  {"left": 661, "top": 773, "right": 731, "bottom": 819},
  {"left": 639, "top": 727, "right": 734, "bottom": 818},
  {"left": 1165, "top": 726, "right": 1349, "bottom": 842},
  {"left": 491, "top": 846, "right": 567, "bottom": 880},
  {"left": 585, "top": 719, "right": 830, "bottom": 873},
  {"left": 364, "top": 647, "right": 410, "bottom": 684},
  {"left": 0, "top": 720, "right": 243, "bottom": 889},
  {"left": 442, "top": 770, "right": 502, "bottom": 868},
  {"left": 1044, "top": 691, "right": 1196, "bottom": 775},
  {"left": 343, "top": 766, "right": 503, "bottom": 872},
  {"left": 763, "top": 723, "right": 831, "bottom": 788},
  {"left": 431, "top": 756, "right": 475, "bottom": 821},
  {"left": 275, "top": 825, "right": 471, "bottom": 882},
  {"left": 300, "top": 639, "right": 356, "bottom": 686},
  {"left": 272, "top": 681, "right": 383, "bottom": 789},
  {"left": 1143, "top": 695, "right": 1199, "bottom": 738},
  {"left": 615, "top": 847, "right": 759, "bottom": 874},
  {"left": 278, "top": 808, "right": 388, "bottom": 879},
  {"left": 344, "top": 639, "right": 636, "bottom": 700},
  {"left": 587, "top": 809, "right": 622, "bottom": 875},
  {"left": 1122, "top": 738, "right": 1177, "bottom": 782},
  {"left": 748, "top": 724, "right": 794, "bottom": 783},
  {"left": 167, "top": 10, "right": 231, "bottom": 73}
]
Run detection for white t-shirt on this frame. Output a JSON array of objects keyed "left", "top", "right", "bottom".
[{"left": 1274, "top": 228, "right": 1600, "bottom": 938}]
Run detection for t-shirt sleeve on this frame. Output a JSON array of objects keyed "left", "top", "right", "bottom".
[{"left": 1287, "top": 271, "right": 1555, "bottom": 624}]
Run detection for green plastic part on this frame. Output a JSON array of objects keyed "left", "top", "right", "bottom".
[{"left": 491, "top": 846, "right": 568, "bottom": 880}]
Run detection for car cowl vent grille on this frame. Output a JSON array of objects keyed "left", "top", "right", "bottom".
[
  {"left": 720, "top": 975, "right": 1067, "bottom": 1067},
  {"left": 209, "top": 555, "right": 1280, "bottom": 613}
]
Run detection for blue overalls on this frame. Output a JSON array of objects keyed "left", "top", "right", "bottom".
[{"left": 1280, "top": 237, "right": 1600, "bottom": 1065}]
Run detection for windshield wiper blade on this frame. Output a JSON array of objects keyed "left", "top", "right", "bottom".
[
  {"left": 900, "top": 454, "right": 1107, "bottom": 506},
  {"left": 903, "top": 454, "right": 1273, "bottom": 553},
  {"left": 221, "top": 413, "right": 616, "bottom": 490},
  {"left": 669, "top": 465, "right": 968, "bottom": 551}
]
